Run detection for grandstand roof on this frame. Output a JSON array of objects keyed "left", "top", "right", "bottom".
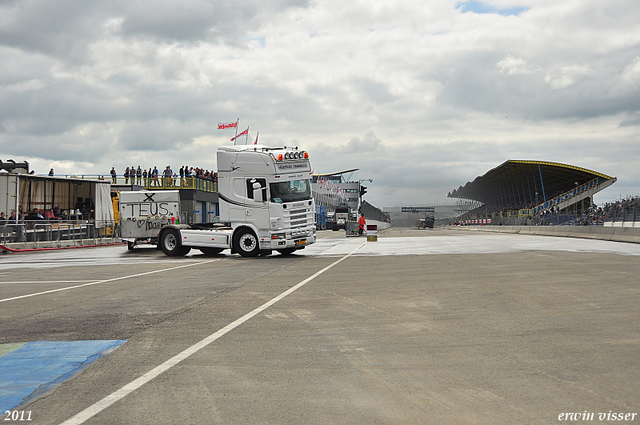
[{"left": 447, "top": 160, "right": 615, "bottom": 208}]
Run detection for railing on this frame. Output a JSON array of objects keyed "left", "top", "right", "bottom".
[
  {"left": 0, "top": 219, "right": 121, "bottom": 248},
  {"left": 129, "top": 176, "right": 218, "bottom": 192},
  {"left": 532, "top": 177, "right": 604, "bottom": 215},
  {"left": 50, "top": 174, "right": 218, "bottom": 193}
]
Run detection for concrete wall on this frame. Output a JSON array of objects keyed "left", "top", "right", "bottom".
[
  {"left": 367, "top": 219, "right": 392, "bottom": 231},
  {"left": 448, "top": 225, "right": 640, "bottom": 244}
]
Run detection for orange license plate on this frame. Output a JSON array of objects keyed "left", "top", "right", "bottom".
[{"left": 295, "top": 240, "right": 306, "bottom": 246}]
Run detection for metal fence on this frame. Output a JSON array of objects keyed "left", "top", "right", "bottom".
[
  {"left": 603, "top": 202, "right": 640, "bottom": 226},
  {"left": 1, "top": 219, "right": 120, "bottom": 248},
  {"left": 64, "top": 175, "right": 218, "bottom": 193}
]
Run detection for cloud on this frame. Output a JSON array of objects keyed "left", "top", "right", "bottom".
[
  {"left": 496, "top": 55, "right": 541, "bottom": 75},
  {"left": 339, "top": 130, "right": 385, "bottom": 155},
  {"left": 544, "top": 64, "right": 592, "bottom": 90},
  {"left": 1, "top": 0, "right": 639, "bottom": 208}
]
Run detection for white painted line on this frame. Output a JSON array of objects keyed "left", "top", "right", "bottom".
[
  {"left": 58, "top": 242, "right": 366, "bottom": 425},
  {"left": 0, "top": 260, "right": 222, "bottom": 304},
  {"left": 0, "top": 280, "right": 94, "bottom": 284}
]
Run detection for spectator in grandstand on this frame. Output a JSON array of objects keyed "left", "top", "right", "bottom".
[
  {"left": 24, "top": 208, "right": 44, "bottom": 220},
  {"left": 163, "top": 166, "right": 173, "bottom": 187},
  {"left": 136, "top": 166, "right": 142, "bottom": 185},
  {"left": 48, "top": 168, "right": 54, "bottom": 176},
  {"left": 124, "top": 166, "right": 130, "bottom": 184},
  {"left": 110, "top": 167, "right": 116, "bottom": 184},
  {"left": 152, "top": 166, "right": 159, "bottom": 186},
  {"left": 0, "top": 212, "right": 5, "bottom": 222}
]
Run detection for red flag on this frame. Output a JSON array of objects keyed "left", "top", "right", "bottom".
[
  {"left": 254, "top": 131, "right": 259, "bottom": 145},
  {"left": 218, "top": 122, "right": 238, "bottom": 130},
  {"left": 230, "top": 127, "right": 248, "bottom": 141}
]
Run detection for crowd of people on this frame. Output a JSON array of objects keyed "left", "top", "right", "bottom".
[
  {"left": 457, "top": 195, "right": 640, "bottom": 226},
  {"left": 109, "top": 165, "right": 218, "bottom": 187},
  {"left": 0, "top": 205, "right": 73, "bottom": 224},
  {"left": 599, "top": 196, "right": 640, "bottom": 221}
]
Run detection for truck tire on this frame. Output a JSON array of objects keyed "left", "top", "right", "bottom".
[
  {"left": 199, "top": 247, "right": 224, "bottom": 256},
  {"left": 233, "top": 228, "right": 260, "bottom": 257},
  {"left": 127, "top": 241, "right": 135, "bottom": 250},
  {"left": 160, "top": 228, "right": 191, "bottom": 256}
]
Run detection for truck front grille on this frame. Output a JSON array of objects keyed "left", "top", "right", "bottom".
[{"left": 284, "top": 207, "right": 313, "bottom": 229}]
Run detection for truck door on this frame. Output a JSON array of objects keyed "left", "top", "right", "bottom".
[
  {"left": 245, "top": 178, "right": 268, "bottom": 230},
  {"left": 226, "top": 178, "right": 247, "bottom": 224}
]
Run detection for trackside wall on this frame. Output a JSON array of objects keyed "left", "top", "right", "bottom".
[{"left": 447, "top": 225, "right": 640, "bottom": 244}]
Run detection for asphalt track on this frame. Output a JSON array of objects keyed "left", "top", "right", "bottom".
[{"left": 1, "top": 228, "right": 640, "bottom": 424}]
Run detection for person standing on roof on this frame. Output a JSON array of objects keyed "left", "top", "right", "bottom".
[{"left": 358, "top": 213, "right": 366, "bottom": 236}]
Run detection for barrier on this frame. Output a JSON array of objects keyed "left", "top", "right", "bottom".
[
  {"left": 1, "top": 220, "right": 121, "bottom": 252},
  {"left": 448, "top": 225, "right": 640, "bottom": 244},
  {"left": 366, "top": 224, "right": 378, "bottom": 242}
]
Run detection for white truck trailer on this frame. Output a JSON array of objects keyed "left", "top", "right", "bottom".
[
  {"left": 120, "top": 190, "right": 180, "bottom": 250},
  {"left": 157, "top": 144, "right": 316, "bottom": 257}
]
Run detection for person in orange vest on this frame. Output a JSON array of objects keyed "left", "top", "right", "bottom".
[{"left": 358, "top": 213, "right": 366, "bottom": 235}]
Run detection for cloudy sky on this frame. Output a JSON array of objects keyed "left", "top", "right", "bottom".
[{"left": 1, "top": 0, "right": 639, "bottom": 208}]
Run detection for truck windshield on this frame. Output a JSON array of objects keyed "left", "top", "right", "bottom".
[{"left": 270, "top": 179, "right": 312, "bottom": 203}]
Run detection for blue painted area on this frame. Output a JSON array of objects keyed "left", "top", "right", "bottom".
[
  {"left": 457, "top": 1, "right": 529, "bottom": 16},
  {"left": 0, "top": 340, "right": 126, "bottom": 411}
]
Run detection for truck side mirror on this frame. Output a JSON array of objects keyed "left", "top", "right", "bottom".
[{"left": 253, "top": 182, "right": 264, "bottom": 202}]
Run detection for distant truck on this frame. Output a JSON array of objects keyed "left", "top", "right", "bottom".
[
  {"left": 120, "top": 190, "right": 180, "bottom": 250},
  {"left": 416, "top": 215, "right": 435, "bottom": 229},
  {"left": 154, "top": 144, "right": 316, "bottom": 257},
  {"left": 332, "top": 206, "right": 349, "bottom": 231}
]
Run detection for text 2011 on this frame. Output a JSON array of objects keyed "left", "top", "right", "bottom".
[{"left": 3, "top": 411, "right": 32, "bottom": 421}]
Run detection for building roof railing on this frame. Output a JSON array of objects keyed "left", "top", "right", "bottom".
[{"left": 38, "top": 174, "right": 218, "bottom": 193}]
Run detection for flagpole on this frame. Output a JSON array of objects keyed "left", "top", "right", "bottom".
[{"left": 234, "top": 118, "right": 239, "bottom": 145}]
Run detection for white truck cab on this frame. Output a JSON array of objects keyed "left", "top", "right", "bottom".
[{"left": 157, "top": 144, "right": 317, "bottom": 257}]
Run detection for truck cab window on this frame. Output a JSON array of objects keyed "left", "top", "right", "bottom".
[{"left": 269, "top": 179, "right": 312, "bottom": 203}]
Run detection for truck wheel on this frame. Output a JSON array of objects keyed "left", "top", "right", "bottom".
[
  {"left": 127, "top": 241, "right": 135, "bottom": 250},
  {"left": 160, "top": 228, "right": 190, "bottom": 256},
  {"left": 199, "top": 247, "right": 224, "bottom": 256},
  {"left": 233, "top": 229, "right": 260, "bottom": 257}
]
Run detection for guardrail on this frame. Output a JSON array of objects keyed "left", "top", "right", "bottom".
[
  {"left": 49, "top": 174, "right": 218, "bottom": 193},
  {"left": 1, "top": 219, "right": 121, "bottom": 250}
]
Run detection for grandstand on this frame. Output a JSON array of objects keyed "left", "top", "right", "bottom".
[{"left": 447, "top": 160, "right": 617, "bottom": 225}]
